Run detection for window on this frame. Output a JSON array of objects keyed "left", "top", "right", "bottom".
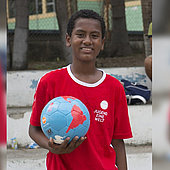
[
  {"left": 29, "top": 0, "right": 42, "bottom": 15},
  {"left": 46, "top": 0, "right": 55, "bottom": 13}
]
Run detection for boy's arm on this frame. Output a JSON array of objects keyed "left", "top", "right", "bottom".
[
  {"left": 29, "top": 124, "right": 86, "bottom": 154},
  {"left": 111, "top": 139, "right": 128, "bottom": 170},
  {"left": 29, "top": 124, "right": 51, "bottom": 150}
]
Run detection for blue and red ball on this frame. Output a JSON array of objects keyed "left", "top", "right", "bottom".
[{"left": 41, "top": 96, "right": 90, "bottom": 144}]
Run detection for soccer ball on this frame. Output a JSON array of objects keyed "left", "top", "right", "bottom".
[{"left": 41, "top": 96, "right": 90, "bottom": 144}]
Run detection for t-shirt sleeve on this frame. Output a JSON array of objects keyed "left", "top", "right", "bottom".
[
  {"left": 112, "top": 83, "right": 133, "bottom": 139},
  {"left": 30, "top": 77, "right": 49, "bottom": 126}
]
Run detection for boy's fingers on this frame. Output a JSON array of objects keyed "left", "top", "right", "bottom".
[
  {"left": 75, "top": 137, "right": 86, "bottom": 147},
  {"left": 48, "top": 137, "right": 54, "bottom": 148},
  {"left": 67, "top": 136, "right": 79, "bottom": 148},
  {"left": 68, "top": 136, "right": 86, "bottom": 149},
  {"left": 61, "top": 137, "right": 70, "bottom": 148},
  {"left": 48, "top": 136, "right": 86, "bottom": 154}
]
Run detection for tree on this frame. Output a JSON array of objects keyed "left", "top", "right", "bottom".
[
  {"left": 141, "top": 0, "right": 152, "bottom": 57},
  {"left": 141, "top": 0, "right": 152, "bottom": 34},
  {"left": 106, "top": 0, "right": 132, "bottom": 57},
  {"left": 55, "top": 0, "right": 77, "bottom": 64},
  {"left": 12, "top": 0, "right": 29, "bottom": 70}
]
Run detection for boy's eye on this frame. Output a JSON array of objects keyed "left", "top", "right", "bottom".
[
  {"left": 76, "top": 33, "right": 84, "bottom": 38},
  {"left": 91, "top": 34, "right": 99, "bottom": 39}
]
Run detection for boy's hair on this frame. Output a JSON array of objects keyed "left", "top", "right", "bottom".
[{"left": 67, "top": 9, "right": 106, "bottom": 39}]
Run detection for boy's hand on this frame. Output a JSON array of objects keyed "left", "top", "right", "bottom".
[{"left": 48, "top": 136, "right": 86, "bottom": 154}]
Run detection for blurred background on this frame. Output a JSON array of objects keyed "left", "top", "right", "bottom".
[{"left": 152, "top": 0, "right": 170, "bottom": 169}]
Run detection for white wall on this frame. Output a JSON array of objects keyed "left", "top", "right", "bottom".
[{"left": 7, "top": 67, "right": 151, "bottom": 107}]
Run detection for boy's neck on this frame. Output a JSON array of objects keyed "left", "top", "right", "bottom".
[
  {"left": 70, "top": 62, "right": 103, "bottom": 84},
  {"left": 71, "top": 61, "right": 97, "bottom": 75}
]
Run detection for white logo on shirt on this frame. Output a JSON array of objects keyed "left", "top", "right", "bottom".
[
  {"left": 100, "top": 100, "right": 108, "bottom": 110},
  {"left": 94, "top": 109, "right": 108, "bottom": 123}
]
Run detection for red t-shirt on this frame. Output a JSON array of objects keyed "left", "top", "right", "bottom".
[{"left": 30, "top": 65, "right": 132, "bottom": 170}]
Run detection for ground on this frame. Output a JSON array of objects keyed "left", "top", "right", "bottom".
[
  {"left": 28, "top": 54, "right": 145, "bottom": 70},
  {"left": 7, "top": 145, "right": 152, "bottom": 170}
]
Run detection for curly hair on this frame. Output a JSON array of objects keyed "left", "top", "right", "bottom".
[{"left": 67, "top": 9, "right": 106, "bottom": 39}]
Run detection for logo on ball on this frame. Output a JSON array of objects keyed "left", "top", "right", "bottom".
[{"left": 42, "top": 116, "right": 46, "bottom": 124}]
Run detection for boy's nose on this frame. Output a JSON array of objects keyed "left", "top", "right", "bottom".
[{"left": 83, "top": 36, "right": 92, "bottom": 45}]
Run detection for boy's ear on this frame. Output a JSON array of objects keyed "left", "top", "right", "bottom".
[
  {"left": 101, "top": 37, "right": 105, "bottom": 51},
  {"left": 66, "top": 33, "right": 71, "bottom": 47}
]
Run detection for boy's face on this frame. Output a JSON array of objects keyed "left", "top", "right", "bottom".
[{"left": 66, "top": 18, "right": 105, "bottom": 62}]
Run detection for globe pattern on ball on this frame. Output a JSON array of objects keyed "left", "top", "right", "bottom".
[{"left": 41, "top": 96, "right": 90, "bottom": 144}]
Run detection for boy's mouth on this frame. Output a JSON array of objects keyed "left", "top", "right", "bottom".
[{"left": 80, "top": 47, "right": 93, "bottom": 53}]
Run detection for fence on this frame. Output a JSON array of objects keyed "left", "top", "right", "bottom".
[
  {"left": 7, "top": 0, "right": 145, "bottom": 63},
  {"left": 7, "top": 0, "right": 143, "bottom": 32}
]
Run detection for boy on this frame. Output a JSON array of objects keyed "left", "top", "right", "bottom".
[{"left": 29, "top": 9, "right": 132, "bottom": 170}]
